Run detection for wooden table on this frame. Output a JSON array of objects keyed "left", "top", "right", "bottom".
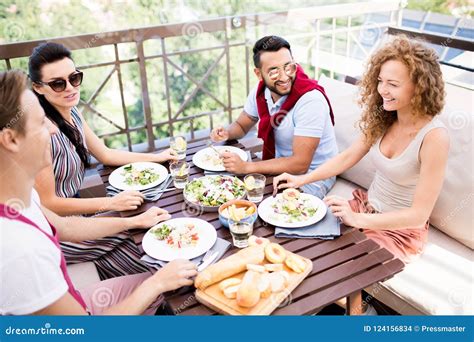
[{"left": 96, "top": 139, "right": 404, "bottom": 315}]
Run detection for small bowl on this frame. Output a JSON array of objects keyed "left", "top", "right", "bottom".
[{"left": 218, "top": 199, "right": 258, "bottom": 228}]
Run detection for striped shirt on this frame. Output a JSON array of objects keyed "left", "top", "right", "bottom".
[
  {"left": 50, "top": 107, "right": 86, "bottom": 198},
  {"left": 49, "top": 108, "right": 150, "bottom": 279}
]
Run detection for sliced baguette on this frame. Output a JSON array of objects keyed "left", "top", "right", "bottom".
[
  {"left": 246, "top": 264, "right": 266, "bottom": 273},
  {"left": 218, "top": 277, "right": 242, "bottom": 292},
  {"left": 223, "top": 284, "right": 240, "bottom": 299},
  {"left": 264, "top": 263, "right": 284, "bottom": 272}
]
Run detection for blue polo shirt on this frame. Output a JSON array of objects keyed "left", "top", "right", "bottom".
[{"left": 243, "top": 84, "right": 338, "bottom": 198}]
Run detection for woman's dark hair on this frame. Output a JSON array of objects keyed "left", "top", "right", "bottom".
[
  {"left": 28, "top": 42, "right": 90, "bottom": 167},
  {"left": 252, "top": 36, "right": 292, "bottom": 68}
]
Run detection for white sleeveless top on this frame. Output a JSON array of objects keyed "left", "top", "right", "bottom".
[{"left": 367, "top": 117, "right": 447, "bottom": 212}]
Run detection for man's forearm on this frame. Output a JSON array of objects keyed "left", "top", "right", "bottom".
[
  {"left": 226, "top": 121, "right": 248, "bottom": 141},
  {"left": 246, "top": 156, "right": 310, "bottom": 175}
]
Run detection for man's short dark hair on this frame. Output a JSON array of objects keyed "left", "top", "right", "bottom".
[{"left": 253, "top": 36, "right": 291, "bottom": 68}]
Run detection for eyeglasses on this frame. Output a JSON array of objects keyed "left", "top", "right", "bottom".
[
  {"left": 267, "top": 63, "right": 297, "bottom": 81},
  {"left": 35, "top": 71, "right": 83, "bottom": 92}
]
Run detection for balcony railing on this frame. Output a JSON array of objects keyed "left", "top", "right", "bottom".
[{"left": 0, "top": 0, "right": 406, "bottom": 152}]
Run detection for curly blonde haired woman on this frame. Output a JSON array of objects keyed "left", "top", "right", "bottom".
[{"left": 273, "top": 36, "right": 450, "bottom": 265}]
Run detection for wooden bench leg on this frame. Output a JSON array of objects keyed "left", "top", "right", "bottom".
[{"left": 346, "top": 291, "right": 363, "bottom": 315}]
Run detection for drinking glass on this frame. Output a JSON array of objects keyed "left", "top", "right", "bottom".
[
  {"left": 244, "top": 173, "right": 266, "bottom": 203},
  {"left": 228, "top": 218, "right": 254, "bottom": 248},
  {"left": 170, "top": 136, "right": 187, "bottom": 160},
  {"left": 169, "top": 161, "right": 190, "bottom": 189}
]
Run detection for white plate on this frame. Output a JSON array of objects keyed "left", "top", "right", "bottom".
[
  {"left": 258, "top": 193, "right": 327, "bottom": 228},
  {"left": 142, "top": 218, "right": 217, "bottom": 261},
  {"left": 108, "top": 162, "right": 169, "bottom": 191},
  {"left": 192, "top": 146, "right": 248, "bottom": 172}
]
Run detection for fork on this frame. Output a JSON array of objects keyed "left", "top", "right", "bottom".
[{"left": 207, "top": 141, "right": 222, "bottom": 156}]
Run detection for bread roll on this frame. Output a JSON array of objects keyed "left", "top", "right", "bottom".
[
  {"left": 195, "top": 246, "right": 265, "bottom": 290},
  {"left": 268, "top": 272, "right": 286, "bottom": 293},
  {"left": 279, "top": 270, "right": 290, "bottom": 285},
  {"left": 258, "top": 273, "right": 272, "bottom": 299},
  {"left": 236, "top": 270, "right": 261, "bottom": 307}
]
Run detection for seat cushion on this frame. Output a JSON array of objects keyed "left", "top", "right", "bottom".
[
  {"left": 318, "top": 75, "right": 376, "bottom": 190},
  {"left": 381, "top": 227, "right": 473, "bottom": 315},
  {"left": 326, "top": 177, "right": 361, "bottom": 198},
  {"left": 428, "top": 83, "right": 473, "bottom": 249}
]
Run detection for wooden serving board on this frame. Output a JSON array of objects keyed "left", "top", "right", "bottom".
[{"left": 195, "top": 252, "right": 313, "bottom": 315}]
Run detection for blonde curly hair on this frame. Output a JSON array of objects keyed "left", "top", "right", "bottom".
[{"left": 358, "top": 35, "right": 445, "bottom": 146}]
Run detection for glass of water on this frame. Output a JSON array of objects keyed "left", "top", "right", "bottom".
[
  {"left": 244, "top": 173, "right": 266, "bottom": 203},
  {"left": 228, "top": 218, "right": 253, "bottom": 248},
  {"left": 169, "top": 161, "right": 190, "bottom": 189},
  {"left": 170, "top": 136, "right": 187, "bottom": 160}
]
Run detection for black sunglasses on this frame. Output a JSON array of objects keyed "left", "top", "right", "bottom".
[{"left": 35, "top": 71, "right": 83, "bottom": 92}]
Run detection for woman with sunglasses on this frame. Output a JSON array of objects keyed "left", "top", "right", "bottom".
[
  {"left": 28, "top": 42, "right": 177, "bottom": 279},
  {"left": 29, "top": 42, "right": 177, "bottom": 216}
]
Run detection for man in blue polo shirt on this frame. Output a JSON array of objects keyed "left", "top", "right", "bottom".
[{"left": 210, "top": 35, "right": 338, "bottom": 198}]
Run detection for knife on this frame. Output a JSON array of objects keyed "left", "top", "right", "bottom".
[
  {"left": 154, "top": 187, "right": 177, "bottom": 194},
  {"left": 197, "top": 251, "right": 219, "bottom": 272}
]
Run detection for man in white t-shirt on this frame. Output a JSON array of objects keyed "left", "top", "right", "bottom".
[
  {"left": 0, "top": 70, "right": 197, "bottom": 315},
  {"left": 210, "top": 36, "right": 338, "bottom": 198}
]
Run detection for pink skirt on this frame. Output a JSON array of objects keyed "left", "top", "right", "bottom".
[{"left": 348, "top": 189, "right": 429, "bottom": 264}]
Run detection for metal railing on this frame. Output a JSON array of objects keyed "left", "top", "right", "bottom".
[
  {"left": 0, "top": 0, "right": 404, "bottom": 152},
  {"left": 387, "top": 26, "right": 474, "bottom": 72}
]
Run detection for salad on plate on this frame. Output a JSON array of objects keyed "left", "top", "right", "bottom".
[
  {"left": 184, "top": 175, "right": 246, "bottom": 207},
  {"left": 271, "top": 188, "right": 318, "bottom": 223},
  {"left": 121, "top": 164, "right": 159, "bottom": 186},
  {"left": 151, "top": 222, "right": 199, "bottom": 249}
]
